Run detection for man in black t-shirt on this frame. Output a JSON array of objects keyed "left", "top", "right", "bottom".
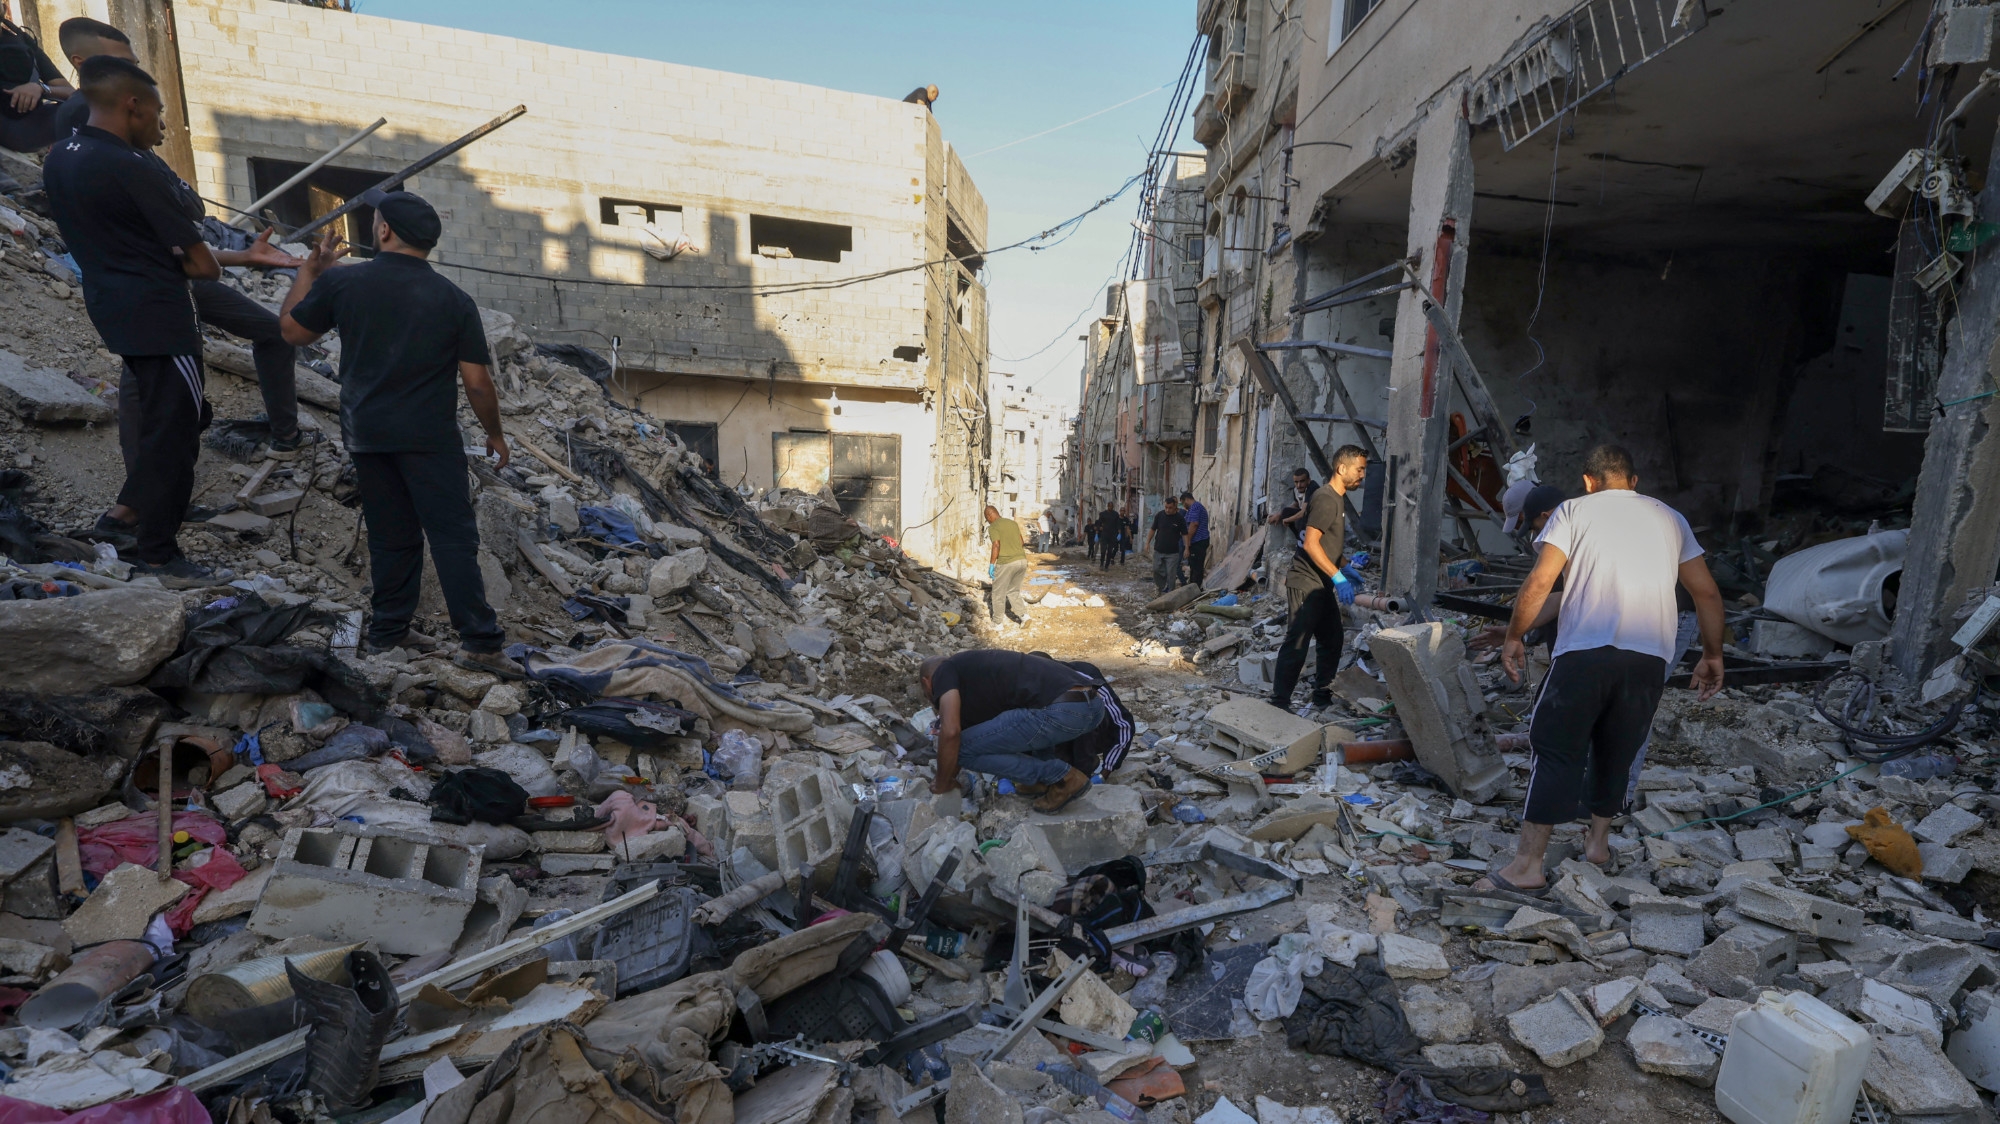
[
  {"left": 0, "top": 7, "right": 73, "bottom": 152},
  {"left": 1094, "top": 505, "right": 1121, "bottom": 570},
  {"left": 278, "top": 191, "right": 517, "bottom": 676},
  {"left": 1271, "top": 446, "right": 1368, "bottom": 712},
  {"left": 50, "top": 18, "right": 306, "bottom": 523},
  {"left": 43, "top": 56, "right": 220, "bottom": 585},
  {"left": 920, "top": 649, "right": 1104, "bottom": 812},
  {"left": 1148, "top": 497, "right": 1186, "bottom": 594}
]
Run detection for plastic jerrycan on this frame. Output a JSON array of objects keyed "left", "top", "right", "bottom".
[{"left": 1715, "top": 990, "right": 1872, "bottom": 1124}]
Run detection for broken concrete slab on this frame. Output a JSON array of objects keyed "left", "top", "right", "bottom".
[
  {"left": 1489, "top": 962, "right": 1605, "bottom": 1015},
  {"left": 1367, "top": 623, "right": 1508, "bottom": 803},
  {"left": 1914, "top": 803, "right": 1984, "bottom": 847},
  {"left": 1028, "top": 784, "right": 1146, "bottom": 869},
  {"left": 1685, "top": 921, "right": 1796, "bottom": 999},
  {"left": 1682, "top": 996, "right": 1750, "bottom": 1039},
  {"left": 1731, "top": 828, "right": 1794, "bottom": 867},
  {"left": 1946, "top": 988, "right": 2000, "bottom": 1092},
  {"left": 190, "top": 863, "right": 271, "bottom": 926},
  {"left": 0, "top": 937, "right": 58, "bottom": 977},
  {"left": 1863, "top": 1030, "right": 1983, "bottom": 1118},
  {"left": 1733, "top": 880, "right": 1863, "bottom": 941},
  {"left": 1378, "top": 933, "right": 1449, "bottom": 980},
  {"left": 1919, "top": 840, "right": 1975, "bottom": 882},
  {"left": 1908, "top": 905, "right": 1984, "bottom": 941},
  {"left": 1628, "top": 893, "right": 1706, "bottom": 956},
  {"left": 944, "top": 1057, "right": 1024, "bottom": 1124},
  {"left": 0, "top": 588, "right": 184, "bottom": 695},
  {"left": 647, "top": 549, "right": 709, "bottom": 598},
  {"left": 1204, "top": 697, "right": 1332, "bottom": 775},
  {"left": 1585, "top": 977, "right": 1643, "bottom": 1025},
  {"left": 0, "top": 348, "right": 114, "bottom": 424},
  {"left": 1645, "top": 963, "right": 1711, "bottom": 1007},
  {"left": 1858, "top": 978, "right": 1943, "bottom": 1045},
  {"left": 1880, "top": 942, "right": 1984, "bottom": 1007},
  {"left": 0, "top": 830, "right": 55, "bottom": 885},
  {"left": 1626, "top": 1014, "right": 1720, "bottom": 1085},
  {"left": 62, "top": 863, "right": 187, "bottom": 944},
  {"left": 1399, "top": 984, "right": 1472, "bottom": 1043},
  {"left": 1506, "top": 987, "right": 1603, "bottom": 1068}
]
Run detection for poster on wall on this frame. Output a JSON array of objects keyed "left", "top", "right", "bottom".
[{"left": 1129, "top": 278, "right": 1183, "bottom": 384}]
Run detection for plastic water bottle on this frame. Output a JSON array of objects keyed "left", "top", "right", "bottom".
[
  {"left": 1880, "top": 751, "right": 1956, "bottom": 780},
  {"left": 1035, "top": 1062, "right": 1147, "bottom": 1121}
]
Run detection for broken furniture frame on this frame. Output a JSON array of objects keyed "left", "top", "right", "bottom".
[{"left": 176, "top": 878, "right": 664, "bottom": 1090}]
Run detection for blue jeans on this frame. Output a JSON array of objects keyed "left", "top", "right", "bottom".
[{"left": 957, "top": 700, "right": 1105, "bottom": 786}]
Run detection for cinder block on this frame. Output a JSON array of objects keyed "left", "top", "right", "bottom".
[
  {"left": 1506, "top": 987, "right": 1602, "bottom": 1068},
  {"left": 769, "top": 767, "right": 854, "bottom": 884},
  {"left": 1920, "top": 840, "right": 1975, "bottom": 882},
  {"left": 1685, "top": 921, "right": 1796, "bottom": 999},
  {"left": 1367, "top": 624, "right": 1508, "bottom": 804},
  {"left": 1205, "top": 697, "right": 1330, "bottom": 774},
  {"left": 1628, "top": 892, "right": 1707, "bottom": 956},
  {"left": 1914, "top": 803, "right": 1984, "bottom": 847},
  {"left": 248, "top": 824, "right": 480, "bottom": 955},
  {"left": 1734, "top": 880, "right": 1863, "bottom": 941}
]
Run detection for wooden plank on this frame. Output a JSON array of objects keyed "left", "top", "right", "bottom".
[
  {"left": 53, "top": 818, "right": 82, "bottom": 896},
  {"left": 506, "top": 429, "right": 584, "bottom": 484},
  {"left": 516, "top": 531, "right": 576, "bottom": 598},
  {"left": 233, "top": 461, "right": 276, "bottom": 503}
]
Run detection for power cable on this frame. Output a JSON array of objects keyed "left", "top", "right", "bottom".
[{"left": 967, "top": 82, "right": 1174, "bottom": 158}]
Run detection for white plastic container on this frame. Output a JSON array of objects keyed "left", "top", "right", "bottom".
[{"left": 1715, "top": 990, "right": 1873, "bottom": 1124}]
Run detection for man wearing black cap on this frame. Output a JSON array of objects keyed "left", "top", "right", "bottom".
[
  {"left": 43, "top": 55, "right": 218, "bottom": 585},
  {"left": 277, "top": 190, "right": 517, "bottom": 675}
]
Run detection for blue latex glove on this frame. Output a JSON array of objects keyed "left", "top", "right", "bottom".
[
  {"left": 1329, "top": 568, "right": 1357, "bottom": 605},
  {"left": 1341, "top": 565, "right": 1364, "bottom": 586},
  {"left": 988, "top": 564, "right": 996, "bottom": 580},
  {"left": 1348, "top": 551, "right": 1371, "bottom": 570}
]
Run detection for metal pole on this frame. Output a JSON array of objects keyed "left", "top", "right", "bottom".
[
  {"left": 231, "top": 118, "right": 388, "bottom": 229},
  {"left": 292, "top": 105, "right": 528, "bottom": 243},
  {"left": 155, "top": 740, "right": 171, "bottom": 877}
]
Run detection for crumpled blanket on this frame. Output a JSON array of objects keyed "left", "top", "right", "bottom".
[
  {"left": 582, "top": 972, "right": 736, "bottom": 1124},
  {"left": 1284, "top": 956, "right": 1551, "bottom": 1114},
  {"left": 146, "top": 593, "right": 321, "bottom": 694},
  {"left": 509, "top": 640, "right": 813, "bottom": 733},
  {"left": 1380, "top": 1071, "right": 1489, "bottom": 1123}
]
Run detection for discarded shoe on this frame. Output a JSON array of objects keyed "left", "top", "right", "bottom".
[
  {"left": 1032, "top": 767, "right": 1091, "bottom": 813},
  {"left": 288, "top": 950, "right": 399, "bottom": 1111},
  {"left": 133, "top": 557, "right": 219, "bottom": 590},
  {"left": 454, "top": 648, "right": 525, "bottom": 680}
]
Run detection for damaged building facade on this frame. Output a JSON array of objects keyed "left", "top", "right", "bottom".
[
  {"left": 20, "top": 0, "right": 993, "bottom": 573},
  {"left": 1070, "top": 154, "right": 1207, "bottom": 538},
  {"left": 988, "top": 371, "right": 1071, "bottom": 534},
  {"left": 1096, "top": 0, "right": 2000, "bottom": 676}
]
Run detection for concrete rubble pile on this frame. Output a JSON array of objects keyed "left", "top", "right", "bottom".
[{"left": 15, "top": 146, "right": 2000, "bottom": 1124}]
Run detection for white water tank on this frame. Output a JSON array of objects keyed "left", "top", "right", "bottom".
[
  {"left": 1715, "top": 990, "right": 1872, "bottom": 1124},
  {"left": 1763, "top": 528, "right": 1907, "bottom": 646}
]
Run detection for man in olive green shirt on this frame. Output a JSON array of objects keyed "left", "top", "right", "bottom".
[{"left": 986, "top": 504, "right": 1029, "bottom": 629}]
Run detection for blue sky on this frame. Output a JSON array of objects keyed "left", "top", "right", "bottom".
[{"left": 365, "top": 0, "right": 1196, "bottom": 409}]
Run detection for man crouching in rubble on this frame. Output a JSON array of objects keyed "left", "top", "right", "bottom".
[
  {"left": 1476, "top": 444, "right": 1726, "bottom": 894},
  {"left": 920, "top": 649, "right": 1107, "bottom": 812},
  {"left": 276, "top": 191, "right": 519, "bottom": 677}
]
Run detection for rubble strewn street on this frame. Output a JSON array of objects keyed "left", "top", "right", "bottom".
[{"left": 11, "top": 0, "right": 2000, "bottom": 1122}]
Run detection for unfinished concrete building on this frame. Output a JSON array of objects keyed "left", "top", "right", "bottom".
[
  {"left": 1191, "top": 0, "right": 1999, "bottom": 673},
  {"left": 22, "top": 0, "right": 992, "bottom": 572},
  {"left": 989, "top": 372, "right": 1072, "bottom": 535},
  {"left": 1071, "top": 154, "right": 1207, "bottom": 541}
]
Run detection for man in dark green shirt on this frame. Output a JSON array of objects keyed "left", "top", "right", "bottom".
[
  {"left": 1272, "top": 446, "right": 1368, "bottom": 712},
  {"left": 986, "top": 504, "right": 1029, "bottom": 629}
]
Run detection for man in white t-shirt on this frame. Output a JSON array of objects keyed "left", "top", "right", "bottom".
[{"left": 1477, "top": 444, "right": 1725, "bottom": 895}]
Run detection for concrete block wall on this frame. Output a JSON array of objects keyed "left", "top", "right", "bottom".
[
  {"left": 151, "top": 0, "right": 991, "bottom": 569},
  {"left": 168, "top": 0, "right": 977, "bottom": 394}
]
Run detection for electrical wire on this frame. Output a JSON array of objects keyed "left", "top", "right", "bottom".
[
  {"left": 1811, "top": 667, "right": 1972, "bottom": 760},
  {"left": 205, "top": 170, "right": 1147, "bottom": 297}
]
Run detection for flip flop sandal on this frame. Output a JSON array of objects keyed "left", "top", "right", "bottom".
[{"left": 1481, "top": 869, "right": 1550, "bottom": 897}]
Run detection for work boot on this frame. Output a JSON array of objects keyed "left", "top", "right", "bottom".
[
  {"left": 1032, "top": 768, "right": 1091, "bottom": 813},
  {"left": 288, "top": 950, "right": 399, "bottom": 1112},
  {"left": 454, "top": 647, "right": 525, "bottom": 680},
  {"left": 1012, "top": 781, "right": 1051, "bottom": 796}
]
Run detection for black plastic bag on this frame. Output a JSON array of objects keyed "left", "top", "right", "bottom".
[{"left": 429, "top": 767, "right": 529, "bottom": 825}]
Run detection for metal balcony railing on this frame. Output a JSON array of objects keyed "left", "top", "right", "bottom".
[{"left": 1468, "top": 0, "right": 1708, "bottom": 150}]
